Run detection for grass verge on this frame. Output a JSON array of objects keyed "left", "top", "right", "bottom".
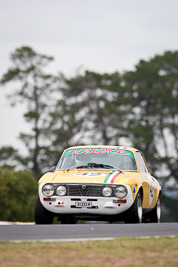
[{"left": 0, "top": 236, "right": 178, "bottom": 267}]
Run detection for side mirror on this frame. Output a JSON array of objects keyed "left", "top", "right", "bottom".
[{"left": 49, "top": 166, "right": 56, "bottom": 172}]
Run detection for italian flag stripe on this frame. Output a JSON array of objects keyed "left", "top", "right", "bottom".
[
  {"left": 104, "top": 171, "right": 114, "bottom": 183},
  {"left": 104, "top": 171, "right": 121, "bottom": 183},
  {"left": 110, "top": 171, "right": 122, "bottom": 183}
]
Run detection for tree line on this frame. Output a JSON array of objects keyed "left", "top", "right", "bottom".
[{"left": 0, "top": 46, "right": 178, "bottom": 185}]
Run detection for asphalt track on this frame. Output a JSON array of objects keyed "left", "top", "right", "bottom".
[{"left": 0, "top": 223, "right": 178, "bottom": 242}]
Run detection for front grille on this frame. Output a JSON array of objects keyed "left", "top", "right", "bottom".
[
  {"left": 64, "top": 184, "right": 115, "bottom": 197},
  {"left": 67, "top": 184, "right": 100, "bottom": 196}
]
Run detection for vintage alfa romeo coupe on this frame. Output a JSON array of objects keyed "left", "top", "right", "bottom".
[{"left": 35, "top": 146, "right": 161, "bottom": 224}]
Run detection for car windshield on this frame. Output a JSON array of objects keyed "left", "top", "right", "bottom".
[{"left": 56, "top": 147, "right": 137, "bottom": 171}]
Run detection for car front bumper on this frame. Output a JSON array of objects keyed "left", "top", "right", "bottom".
[{"left": 39, "top": 183, "right": 134, "bottom": 216}]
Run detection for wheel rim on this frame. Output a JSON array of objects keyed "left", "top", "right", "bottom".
[
  {"left": 156, "top": 197, "right": 161, "bottom": 222},
  {"left": 137, "top": 192, "right": 143, "bottom": 223}
]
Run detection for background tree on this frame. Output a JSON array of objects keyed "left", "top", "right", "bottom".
[
  {"left": 0, "top": 146, "right": 19, "bottom": 169},
  {"left": 50, "top": 71, "right": 129, "bottom": 148},
  {"left": 0, "top": 168, "right": 37, "bottom": 222},
  {"left": 124, "top": 51, "right": 178, "bottom": 183},
  {"left": 64, "top": 71, "right": 114, "bottom": 145},
  {"left": 0, "top": 46, "right": 59, "bottom": 177}
]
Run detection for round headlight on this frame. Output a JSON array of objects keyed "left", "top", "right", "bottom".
[
  {"left": 56, "top": 185, "right": 67, "bottom": 196},
  {"left": 115, "top": 186, "right": 127, "bottom": 198},
  {"left": 102, "top": 186, "right": 112, "bottom": 197},
  {"left": 42, "top": 184, "right": 54, "bottom": 197}
]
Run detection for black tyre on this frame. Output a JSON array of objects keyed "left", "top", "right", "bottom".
[
  {"left": 125, "top": 190, "right": 143, "bottom": 223},
  {"left": 34, "top": 193, "right": 54, "bottom": 224},
  {"left": 147, "top": 194, "right": 161, "bottom": 223}
]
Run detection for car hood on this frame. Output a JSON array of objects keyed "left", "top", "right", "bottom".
[{"left": 38, "top": 169, "right": 139, "bottom": 185}]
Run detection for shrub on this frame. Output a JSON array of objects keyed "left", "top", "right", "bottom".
[{"left": 0, "top": 168, "right": 37, "bottom": 222}]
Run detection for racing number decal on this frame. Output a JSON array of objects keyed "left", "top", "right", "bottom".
[{"left": 74, "top": 172, "right": 105, "bottom": 177}]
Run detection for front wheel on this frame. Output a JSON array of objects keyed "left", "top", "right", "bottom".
[
  {"left": 34, "top": 193, "right": 54, "bottom": 224},
  {"left": 125, "top": 190, "right": 143, "bottom": 223}
]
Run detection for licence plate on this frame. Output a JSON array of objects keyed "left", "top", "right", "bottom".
[{"left": 75, "top": 201, "right": 92, "bottom": 208}]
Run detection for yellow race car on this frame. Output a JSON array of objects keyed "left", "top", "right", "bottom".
[{"left": 35, "top": 146, "right": 161, "bottom": 224}]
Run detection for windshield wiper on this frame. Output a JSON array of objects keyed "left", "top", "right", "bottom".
[
  {"left": 86, "top": 162, "right": 121, "bottom": 171},
  {"left": 66, "top": 163, "right": 121, "bottom": 171},
  {"left": 101, "top": 164, "right": 121, "bottom": 171},
  {"left": 66, "top": 164, "right": 89, "bottom": 171}
]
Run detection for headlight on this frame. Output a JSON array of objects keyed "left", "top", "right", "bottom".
[
  {"left": 42, "top": 184, "right": 54, "bottom": 197},
  {"left": 56, "top": 185, "right": 67, "bottom": 196},
  {"left": 102, "top": 186, "right": 112, "bottom": 197},
  {"left": 115, "top": 186, "right": 127, "bottom": 198}
]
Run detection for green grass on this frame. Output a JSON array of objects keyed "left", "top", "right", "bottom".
[{"left": 0, "top": 236, "right": 178, "bottom": 267}]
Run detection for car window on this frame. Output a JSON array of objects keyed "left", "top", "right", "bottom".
[
  {"left": 136, "top": 152, "right": 149, "bottom": 173},
  {"left": 57, "top": 147, "right": 137, "bottom": 171},
  {"left": 141, "top": 154, "right": 150, "bottom": 173}
]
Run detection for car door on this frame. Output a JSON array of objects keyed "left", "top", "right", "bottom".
[{"left": 136, "top": 151, "right": 155, "bottom": 208}]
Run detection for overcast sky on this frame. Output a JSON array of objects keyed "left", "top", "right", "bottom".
[{"left": 0, "top": 0, "right": 178, "bottom": 150}]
